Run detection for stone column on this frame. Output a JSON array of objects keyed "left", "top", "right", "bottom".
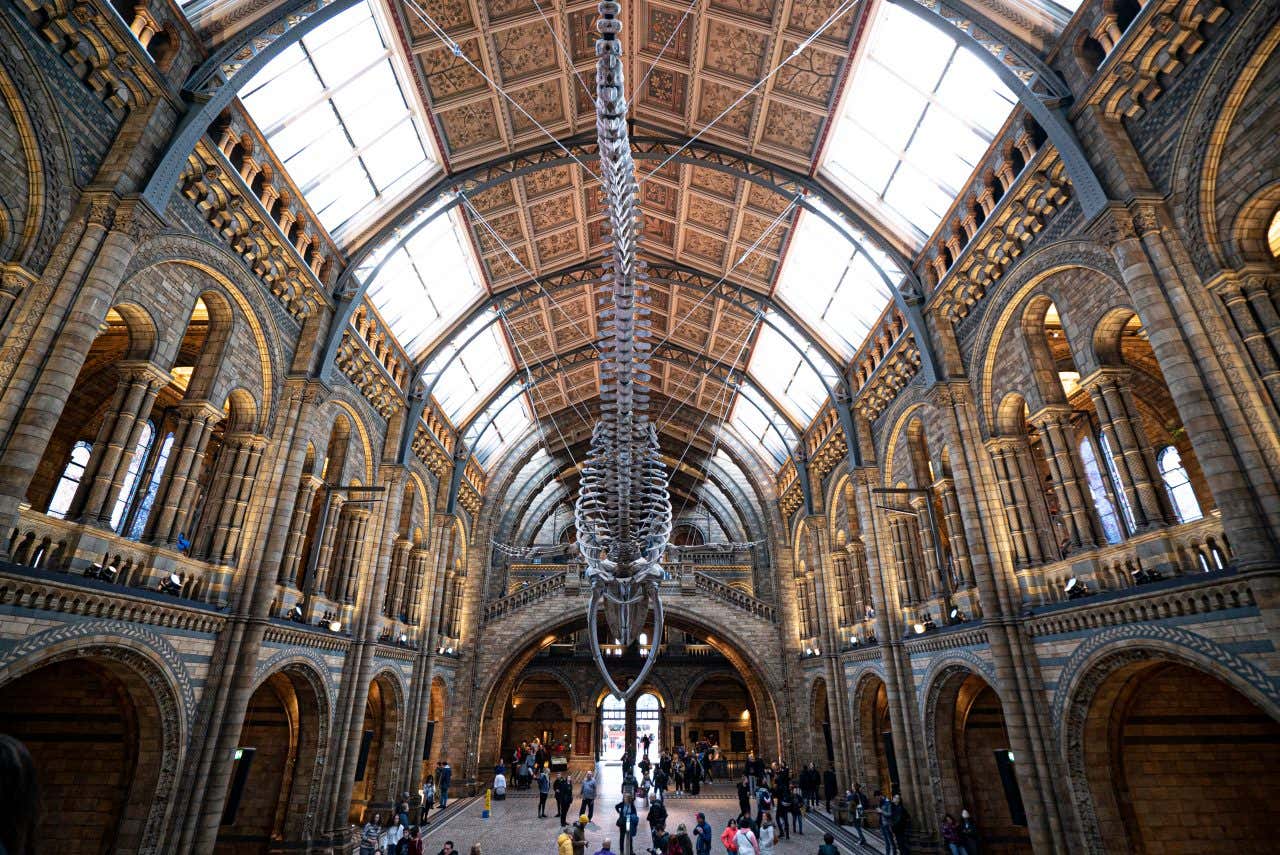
[
  {"left": 0, "top": 200, "right": 155, "bottom": 550},
  {"left": 405, "top": 547, "right": 431, "bottom": 625},
  {"left": 200, "top": 433, "right": 266, "bottom": 566},
  {"left": 1084, "top": 367, "right": 1170, "bottom": 529},
  {"left": 70, "top": 360, "right": 169, "bottom": 528},
  {"left": 384, "top": 538, "right": 412, "bottom": 618},
  {"left": 1217, "top": 273, "right": 1280, "bottom": 411},
  {"left": 308, "top": 493, "right": 346, "bottom": 596},
  {"left": 910, "top": 496, "right": 945, "bottom": 599},
  {"left": 1029, "top": 406, "right": 1102, "bottom": 550},
  {"left": 278, "top": 475, "right": 322, "bottom": 586},
  {"left": 144, "top": 400, "right": 223, "bottom": 547},
  {"left": 0, "top": 265, "right": 36, "bottom": 330},
  {"left": 986, "top": 439, "right": 1047, "bottom": 568},
  {"left": 933, "top": 477, "right": 974, "bottom": 586},
  {"left": 330, "top": 506, "right": 371, "bottom": 604}
]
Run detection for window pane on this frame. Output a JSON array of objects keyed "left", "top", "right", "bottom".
[{"left": 48, "top": 442, "right": 92, "bottom": 519}]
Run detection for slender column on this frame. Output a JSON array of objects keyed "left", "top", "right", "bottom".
[
  {"left": 278, "top": 475, "right": 322, "bottom": 585},
  {"left": 202, "top": 433, "right": 266, "bottom": 565},
  {"left": 986, "top": 440, "right": 1044, "bottom": 568},
  {"left": 309, "top": 493, "right": 346, "bottom": 596},
  {"left": 910, "top": 496, "right": 944, "bottom": 598},
  {"left": 846, "top": 541, "right": 870, "bottom": 625},
  {"left": 145, "top": 401, "right": 223, "bottom": 546},
  {"left": 405, "top": 547, "right": 431, "bottom": 625},
  {"left": 1029, "top": 406, "right": 1101, "bottom": 550},
  {"left": 71, "top": 361, "right": 169, "bottom": 527},
  {"left": 1217, "top": 274, "right": 1280, "bottom": 410},
  {"left": 1084, "top": 367, "right": 1170, "bottom": 529},
  {"left": 384, "top": 538, "right": 412, "bottom": 617},
  {"left": 341, "top": 509, "right": 372, "bottom": 604},
  {"left": 933, "top": 477, "right": 974, "bottom": 585}
]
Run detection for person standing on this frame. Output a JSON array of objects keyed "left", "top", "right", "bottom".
[
  {"left": 580, "top": 770, "right": 598, "bottom": 821},
  {"left": 787, "top": 783, "right": 805, "bottom": 835},
  {"left": 817, "top": 832, "right": 839, "bottom": 855},
  {"left": 849, "top": 786, "right": 868, "bottom": 846},
  {"left": 381, "top": 818, "right": 405, "bottom": 855},
  {"left": 942, "top": 814, "right": 963, "bottom": 855},
  {"left": 573, "top": 814, "right": 590, "bottom": 855},
  {"left": 672, "top": 823, "right": 694, "bottom": 855},
  {"left": 745, "top": 753, "right": 761, "bottom": 792},
  {"left": 720, "top": 819, "right": 739, "bottom": 854},
  {"left": 559, "top": 824, "right": 575, "bottom": 855},
  {"left": 822, "top": 766, "right": 838, "bottom": 813},
  {"left": 640, "top": 733, "right": 651, "bottom": 758},
  {"left": 737, "top": 775, "right": 752, "bottom": 817},
  {"left": 493, "top": 769, "right": 507, "bottom": 800},
  {"left": 439, "top": 760, "right": 452, "bottom": 808},
  {"left": 556, "top": 772, "right": 574, "bottom": 825},
  {"left": 732, "top": 821, "right": 759, "bottom": 855},
  {"left": 693, "top": 812, "right": 713, "bottom": 855},
  {"left": 891, "top": 793, "right": 912, "bottom": 855},
  {"left": 360, "top": 814, "right": 382, "bottom": 855},
  {"left": 538, "top": 767, "right": 552, "bottom": 818},
  {"left": 653, "top": 764, "right": 668, "bottom": 803}
]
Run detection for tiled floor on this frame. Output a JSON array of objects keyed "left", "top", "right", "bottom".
[{"left": 416, "top": 762, "right": 879, "bottom": 855}]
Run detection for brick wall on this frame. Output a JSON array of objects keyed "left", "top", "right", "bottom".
[{"left": 215, "top": 678, "right": 292, "bottom": 854}]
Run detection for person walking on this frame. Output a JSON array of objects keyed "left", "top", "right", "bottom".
[
  {"left": 615, "top": 793, "right": 640, "bottom": 855},
  {"left": 733, "top": 821, "right": 759, "bottom": 855},
  {"left": 848, "top": 786, "right": 868, "bottom": 846},
  {"left": 653, "top": 764, "right": 669, "bottom": 803},
  {"left": 693, "top": 812, "right": 713, "bottom": 855},
  {"left": 788, "top": 783, "right": 805, "bottom": 835},
  {"left": 960, "top": 809, "right": 979, "bottom": 855},
  {"left": 422, "top": 778, "right": 436, "bottom": 825},
  {"left": 406, "top": 826, "right": 424, "bottom": 855},
  {"left": 380, "top": 817, "right": 404, "bottom": 855},
  {"left": 647, "top": 795, "right": 669, "bottom": 852},
  {"left": 580, "top": 770, "right": 598, "bottom": 821},
  {"left": 876, "top": 792, "right": 897, "bottom": 855},
  {"left": 891, "top": 794, "right": 911, "bottom": 855},
  {"left": 737, "top": 776, "right": 752, "bottom": 817},
  {"left": 538, "top": 767, "right": 552, "bottom": 818},
  {"left": 439, "top": 760, "right": 452, "bottom": 808},
  {"left": 773, "top": 786, "right": 790, "bottom": 840},
  {"left": 641, "top": 733, "right": 651, "bottom": 758},
  {"left": 493, "top": 769, "right": 507, "bottom": 800},
  {"left": 756, "top": 813, "right": 777, "bottom": 855},
  {"left": 822, "top": 766, "right": 838, "bottom": 813}
]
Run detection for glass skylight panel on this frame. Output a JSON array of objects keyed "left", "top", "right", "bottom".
[
  {"left": 728, "top": 384, "right": 795, "bottom": 465},
  {"left": 820, "top": 3, "right": 1016, "bottom": 242},
  {"left": 239, "top": 0, "right": 437, "bottom": 237},
  {"left": 422, "top": 313, "right": 515, "bottom": 423},
  {"left": 775, "top": 211, "right": 895, "bottom": 358},
  {"left": 747, "top": 314, "right": 836, "bottom": 424},
  {"left": 466, "top": 383, "right": 532, "bottom": 465},
  {"left": 362, "top": 205, "right": 486, "bottom": 358}
]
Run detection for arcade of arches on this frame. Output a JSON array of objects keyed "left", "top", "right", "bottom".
[{"left": 0, "top": 0, "right": 1278, "bottom": 853}]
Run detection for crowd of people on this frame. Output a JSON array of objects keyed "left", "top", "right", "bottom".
[{"left": 353, "top": 738, "right": 985, "bottom": 855}]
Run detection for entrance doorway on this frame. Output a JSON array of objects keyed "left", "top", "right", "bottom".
[
  {"left": 636, "top": 692, "right": 661, "bottom": 759},
  {"left": 602, "top": 694, "right": 626, "bottom": 760}
]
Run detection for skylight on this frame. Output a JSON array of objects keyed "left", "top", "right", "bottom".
[
  {"left": 728, "top": 383, "right": 798, "bottom": 465},
  {"left": 357, "top": 201, "right": 487, "bottom": 358},
  {"left": 745, "top": 313, "right": 838, "bottom": 424},
  {"left": 775, "top": 210, "right": 897, "bottom": 359},
  {"left": 465, "top": 382, "right": 533, "bottom": 466},
  {"left": 239, "top": 0, "right": 437, "bottom": 238},
  {"left": 820, "top": 2, "right": 1016, "bottom": 242},
  {"left": 420, "top": 313, "right": 515, "bottom": 424}
]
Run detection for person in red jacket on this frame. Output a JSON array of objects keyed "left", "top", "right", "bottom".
[{"left": 720, "top": 818, "right": 739, "bottom": 853}]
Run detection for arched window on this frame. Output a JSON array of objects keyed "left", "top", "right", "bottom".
[
  {"left": 47, "top": 442, "right": 92, "bottom": 519},
  {"left": 1158, "top": 446, "right": 1203, "bottom": 523},
  {"left": 1078, "top": 435, "right": 1123, "bottom": 545},
  {"left": 1268, "top": 208, "right": 1280, "bottom": 258},
  {"left": 110, "top": 421, "right": 156, "bottom": 533},
  {"left": 127, "top": 431, "right": 175, "bottom": 540},
  {"left": 1099, "top": 433, "right": 1136, "bottom": 535}
]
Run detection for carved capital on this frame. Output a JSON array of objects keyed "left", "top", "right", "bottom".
[
  {"left": 87, "top": 195, "right": 117, "bottom": 230},
  {"left": 0, "top": 264, "right": 36, "bottom": 299},
  {"left": 117, "top": 360, "right": 171, "bottom": 389},
  {"left": 113, "top": 200, "right": 162, "bottom": 244},
  {"left": 1129, "top": 202, "right": 1164, "bottom": 237},
  {"left": 1087, "top": 206, "right": 1137, "bottom": 249}
]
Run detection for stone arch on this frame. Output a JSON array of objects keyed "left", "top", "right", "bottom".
[
  {"left": 319, "top": 396, "right": 376, "bottom": 485},
  {"left": 349, "top": 668, "right": 407, "bottom": 823},
  {"left": 223, "top": 387, "right": 260, "bottom": 434},
  {"left": 923, "top": 663, "right": 1029, "bottom": 852},
  {"left": 810, "top": 676, "right": 833, "bottom": 765},
  {"left": 0, "top": 624, "right": 192, "bottom": 854},
  {"left": 1230, "top": 179, "right": 1280, "bottom": 266},
  {"left": 1055, "top": 630, "right": 1280, "bottom": 853},
  {"left": 850, "top": 668, "right": 893, "bottom": 796},
  {"left": 233, "top": 655, "right": 333, "bottom": 844},
  {"left": 503, "top": 668, "right": 579, "bottom": 756}
]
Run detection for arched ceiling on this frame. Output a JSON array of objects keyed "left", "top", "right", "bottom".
[{"left": 197, "top": 0, "right": 1073, "bottom": 488}]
